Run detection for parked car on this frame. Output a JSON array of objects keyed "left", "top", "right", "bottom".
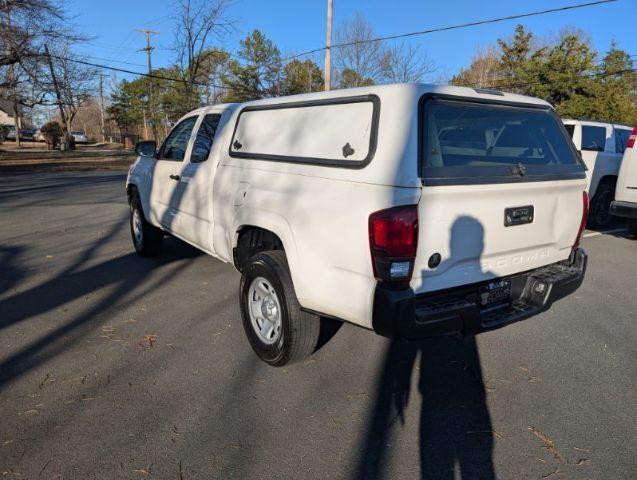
[
  {"left": 610, "top": 126, "right": 637, "bottom": 237},
  {"left": 34, "top": 129, "right": 46, "bottom": 142},
  {"left": 71, "top": 130, "right": 88, "bottom": 143},
  {"left": 20, "top": 129, "right": 35, "bottom": 141},
  {"left": 562, "top": 119, "right": 633, "bottom": 228},
  {"left": 126, "top": 84, "right": 588, "bottom": 366},
  {"left": 5, "top": 126, "right": 15, "bottom": 140}
]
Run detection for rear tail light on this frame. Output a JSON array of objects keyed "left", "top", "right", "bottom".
[
  {"left": 627, "top": 126, "right": 637, "bottom": 149},
  {"left": 369, "top": 205, "right": 418, "bottom": 287},
  {"left": 573, "top": 191, "right": 589, "bottom": 250}
]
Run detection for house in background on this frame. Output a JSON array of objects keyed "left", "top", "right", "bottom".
[{"left": 0, "top": 99, "right": 16, "bottom": 126}]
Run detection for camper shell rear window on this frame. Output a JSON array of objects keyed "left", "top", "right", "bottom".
[
  {"left": 419, "top": 96, "right": 586, "bottom": 185},
  {"left": 229, "top": 95, "right": 379, "bottom": 168}
]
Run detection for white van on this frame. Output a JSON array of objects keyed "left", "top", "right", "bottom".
[
  {"left": 127, "top": 84, "right": 589, "bottom": 366},
  {"left": 610, "top": 126, "right": 637, "bottom": 236},
  {"left": 562, "top": 119, "right": 633, "bottom": 228}
]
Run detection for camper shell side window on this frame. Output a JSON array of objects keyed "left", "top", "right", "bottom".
[{"left": 228, "top": 95, "right": 380, "bottom": 168}]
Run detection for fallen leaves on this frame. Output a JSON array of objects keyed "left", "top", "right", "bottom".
[
  {"left": 140, "top": 334, "right": 158, "bottom": 349},
  {"left": 38, "top": 373, "right": 54, "bottom": 390},
  {"left": 541, "top": 468, "right": 560, "bottom": 478},
  {"left": 528, "top": 426, "right": 566, "bottom": 463},
  {"left": 467, "top": 429, "right": 504, "bottom": 440}
]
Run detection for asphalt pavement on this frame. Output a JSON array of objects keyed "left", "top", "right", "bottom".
[{"left": 1, "top": 171, "right": 636, "bottom": 479}]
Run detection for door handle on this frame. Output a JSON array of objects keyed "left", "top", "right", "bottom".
[{"left": 169, "top": 174, "right": 180, "bottom": 181}]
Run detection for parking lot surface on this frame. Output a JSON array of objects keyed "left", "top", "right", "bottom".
[{"left": 1, "top": 171, "right": 636, "bottom": 479}]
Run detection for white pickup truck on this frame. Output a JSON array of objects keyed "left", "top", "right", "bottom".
[
  {"left": 126, "top": 84, "right": 588, "bottom": 366},
  {"left": 610, "top": 126, "right": 637, "bottom": 237},
  {"left": 562, "top": 119, "right": 633, "bottom": 228}
]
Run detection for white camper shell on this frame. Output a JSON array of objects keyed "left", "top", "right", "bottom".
[{"left": 127, "top": 83, "right": 588, "bottom": 366}]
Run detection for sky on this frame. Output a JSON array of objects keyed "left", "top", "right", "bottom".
[{"left": 67, "top": 0, "right": 634, "bottom": 89}]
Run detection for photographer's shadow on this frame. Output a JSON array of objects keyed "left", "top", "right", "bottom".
[{"left": 357, "top": 216, "right": 496, "bottom": 479}]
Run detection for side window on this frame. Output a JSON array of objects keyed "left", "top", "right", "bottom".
[
  {"left": 191, "top": 114, "right": 222, "bottom": 163},
  {"left": 564, "top": 124, "right": 575, "bottom": 139},
  {"left": 581, "top": 126, "right": 606, "bottom": 152},
  {"left": 615, "top": 129, "right": 631, "bottom": 155},
  {"left": 159, "top": 116, "right": 197, "bottom": 161}
]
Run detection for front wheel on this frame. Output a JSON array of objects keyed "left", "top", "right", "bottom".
[
  {"left": 240, "top": 251, "right": 320, "bottom": 366},
  {"left": 129, "top": 194, "right": 164, "bottom": 257}
]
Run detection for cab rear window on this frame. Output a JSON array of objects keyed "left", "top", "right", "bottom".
[{"left": 421, "top": 98, "right": 584, "bottom": 185}]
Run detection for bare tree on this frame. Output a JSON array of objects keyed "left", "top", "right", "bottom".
[
  {"left": 0, "top": 0, "right": 60, "bottom": 69},
  {"left": 173, "top": 0, "right": 234, "bottom": 110},
  {"left": 43, "top": 45, "right": 97, "bottom": 142},
  {"left": 451, "top": 47, "right": 501, "bottom": 88},
  {"left": 333, "top": 13, "right": 384, "bottom": 87},
  {"left": 0, "top": 0, "right": 86, "bottom": 146},
  {"left": 379, "top": 42, "right": 435, "bottom": 84},
  {"left": 334, "top": 13, "right": 435, "bottom": 88}
]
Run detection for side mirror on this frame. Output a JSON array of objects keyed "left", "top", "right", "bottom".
[{"left": 135, "top": 140, "right": 157, "bottom": 158}]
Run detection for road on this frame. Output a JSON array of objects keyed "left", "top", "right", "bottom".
[{"left": 1, "top": 171, "right": 636, "bottom": 479}]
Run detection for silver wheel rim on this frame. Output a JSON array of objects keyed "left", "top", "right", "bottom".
[
  {"left": 247, "top": 277, "right": 282, "bottom": 345},
  {"left": 132, "top": 208, "right": 143, "bottom": 245}
]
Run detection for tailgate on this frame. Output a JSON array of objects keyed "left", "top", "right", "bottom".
[
  {"left": 413, "top": 96, "right": 587, "bottom": 295},
  {"left": 411, "top": 180, "right": 584, "bottom": 294}
]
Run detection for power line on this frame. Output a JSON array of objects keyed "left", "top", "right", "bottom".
[
  {"left": 43, "top": 53, "right": 217, "bottom": 88},
  {"left": 281, "top": 0, "right": 618, "bottom": 63},
  {"left": 72, "top": 52, "right": 148, "bottom": 68},
  {"left": 40, "top": 53, "right": 262, "bottom": 97}
]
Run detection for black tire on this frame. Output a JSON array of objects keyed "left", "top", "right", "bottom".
[
  {"left": 129, "top": 193, "right": 163, "bottom": 257},
  {"left": 587, "top": 181, "right": 616, "bottom": 229},
  {"left": 628, "top": 218, "right": 637, "bottom": 238},
  {"left": 240, "top": 250, "right": 320, "bottom": 367}
]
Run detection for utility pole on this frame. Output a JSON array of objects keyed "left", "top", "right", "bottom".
[
  {"left": 137, "top": 29, "right": 159, "bottom": 141},
  {"left": 98, "top": 73, "right": 106, "bottom": 143},
  {"left": 142, "top": 107, "right": 149, "bottom": 140},
  {"left": 324, "top": 0, "right": 333, "bottom": 91}
]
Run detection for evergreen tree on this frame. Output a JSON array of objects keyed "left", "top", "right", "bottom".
[
  {"left": 497, "top": 24, "right": 545, "bottom": 94},
  {"left": 280, "top": 59, "right": 324, "bottom": 95},
  {"left": 223, "top": 30, "right": 282, "bottom": 102},
  {"left": 596, "top": 43, "right": 637, "bottom": 124}
]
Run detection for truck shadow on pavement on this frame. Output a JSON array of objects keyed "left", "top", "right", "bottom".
[
  {"left": 356, "top": 216, "right": 496, "bottom": 479},
  {"left": 0, "top": 225, "right": 201, "bottom": 392}
]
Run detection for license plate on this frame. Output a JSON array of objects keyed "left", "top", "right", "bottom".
[{"left": 479, "top": 279, "right": 511, "bottom": 307}]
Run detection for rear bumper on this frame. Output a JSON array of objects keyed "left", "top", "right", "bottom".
[
  {"left": 372, "top": 248, "right": 587, "bottom": 339},
  {"left": 610, "top": 200, "right": 637, "bottom": 219}
]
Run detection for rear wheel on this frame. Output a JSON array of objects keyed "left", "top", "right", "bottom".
[
  {"left": 588, "top": 182, "right": 615, "bottom": 229},
  {"left": 129, "top": 193, "right": 163, "bottom": 257},
  {"left": 628, "top": 218, "right": 637, "bottom": 238},
  {"left": 240, "top": 250, "right": 320, "bottom": 366}
]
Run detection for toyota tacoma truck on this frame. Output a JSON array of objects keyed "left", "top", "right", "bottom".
[{"left": 126, "top": 83, "right": 588, "bottom": 366}]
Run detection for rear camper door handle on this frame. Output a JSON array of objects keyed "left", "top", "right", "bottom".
[{"left": 169, "top": 174, "right": 181, "bottom": 181}]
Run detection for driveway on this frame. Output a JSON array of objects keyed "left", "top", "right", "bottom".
[{"left": 1, "top": 171, "right": 635, "bottom": 479}]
